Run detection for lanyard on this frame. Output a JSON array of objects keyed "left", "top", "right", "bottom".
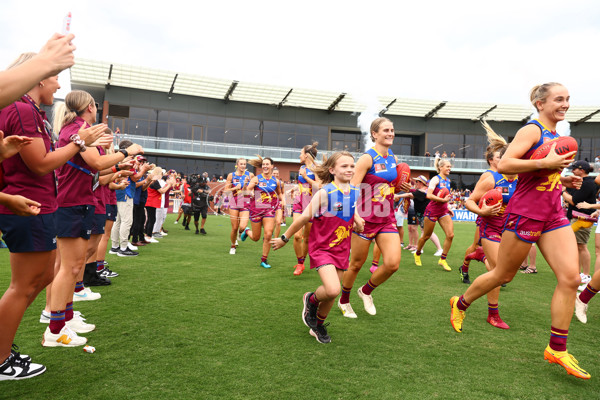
[
  {"left": 22, "top": 94, "right": 55, "bottom": 151},
  {"left": 21, "top": 94, "right": 58, "bottom": 194},
  {"left": 67, "top": 161, "right": 93, "bottom": 176}
]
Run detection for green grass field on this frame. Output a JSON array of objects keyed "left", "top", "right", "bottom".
[{"left": 1, "top": 214, "right": 599, "bottom": 399}]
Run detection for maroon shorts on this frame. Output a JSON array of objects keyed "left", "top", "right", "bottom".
[
  {"left": 292, "top": 201, "right": 303, "bottom": 214},
  {"left": 479, "top": 218, "right": 503, "bottom": 243},
  {"left": 503, "top": 213, "right": 570, "bottom": 243},
  {"left": 353, "top": 219, "right": 397, "bottom": 241},
  {"left": 309, "top": 249, "right": 349, "bottom": 271},
  {"left": 424, "top": 208, "right": 452, "bottom": 223},
  {"left": 229, "top": 196, "right": 250, "bottom": 212},
  {"left": 249, "top": 204, "right": 276, "bottom": 223}
]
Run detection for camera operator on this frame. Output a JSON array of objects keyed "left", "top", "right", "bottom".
[{"left": 190, "top": 172, "right": 211, "bottom": 234}]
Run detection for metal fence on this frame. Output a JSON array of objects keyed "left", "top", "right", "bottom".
[{"left": 118, "top": 134, "right": 492, "bottom": 171}]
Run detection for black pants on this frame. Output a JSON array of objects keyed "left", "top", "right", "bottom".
[
  {"left": 145, "top": 206, "right": 157, "bottom": 237},
  {"left": 131, "top": 204, "right": 146, "bottom": 242}
]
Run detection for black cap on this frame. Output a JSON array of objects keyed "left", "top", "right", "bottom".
[{"left": 571, "top": 160, "right": 592, "bottom": 172}]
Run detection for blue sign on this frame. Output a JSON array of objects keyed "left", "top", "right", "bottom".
[{"left": 451, "top": 210, "right": 478, "bottom": 222}]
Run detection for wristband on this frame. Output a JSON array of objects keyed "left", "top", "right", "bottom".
[
  {"left": 69, "top": 134, "right": 86, "bottom": 152},
  {"left": 111, "top": 165, "right": 118, "bottom": 173},
  {"left": 118, "top": 149, "right": 129, "bottom": 158},
  {"left": 281, "top": 234, "right": 289, "bottom": 243}
]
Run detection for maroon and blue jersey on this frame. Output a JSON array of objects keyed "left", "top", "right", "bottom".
[
  {"left": 308, "top": 182, "right": 359, "bottom": 269},
  {"left": 425, "top": 174, "right": 451, "bottom": 215},
  {"left": 480, "top": 170, "right": 517, "bottom": 235},
  {"left": 229, "top": 170, "right": 251, "bottom": 209},
  {"left": 358, "top": 147, "right": 398, "bottom": 224},
  {"left": 231, "top": 170, "right": 251, "bottom": 196},
  {"left": 505, "top": 119, "right": 563, "bottom": 220},
  {"left": 250, "top": 174, "right": 279, "bottom": 213},
  {"left": 293, "top": 165, "right": 316, "bottom": 213},
  {"left": 487, "top": 170, "right": 517, "bottom": 217}
]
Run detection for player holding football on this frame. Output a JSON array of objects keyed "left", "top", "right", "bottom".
[
  {"left": 450, "top": 83, "right": 590, "bottom": 379},
  {"left": 413, "top": 157, "right": 455, "bottom": 271},
  {"left": 462, "top": 121, "right": 517, "bottom": 329},
  {"left": 338, "top": 117, "right": 410, "bottom": 318}
]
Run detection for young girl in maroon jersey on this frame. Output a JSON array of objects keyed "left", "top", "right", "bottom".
[
  {"left": 272, "top": 152, "right": 364, "bottom": 343},
  {"left": 449, "top": 83, "right": 589, "bottom": 379}
]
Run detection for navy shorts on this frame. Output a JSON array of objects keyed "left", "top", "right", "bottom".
[
  {"left": 407, "top": 210, "right": 417, "bottom": 225},
  {"left": 0, "top": 213, "right": 57, "bottom": 253},
  {"left": 91, "top": 213, "right": 106, "bottom": 235},
  {"left": 56, "top": 205, "right": 95, "bottom": 239},
  {"left": 106, "top": 204, "right": 117, "bottom": 221}
]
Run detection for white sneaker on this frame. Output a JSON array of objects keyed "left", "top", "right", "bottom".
[
  {"left": 127, "top": 242, "right": 138, "bottom": 251},
  {"left": 580, "top": 272, "right": 587, "bottom": 281},
  {"left": 235, "top": 240, "right": 239, "bottom": 246},
  {"left": 434, "top": 249, "right": 443, "bottom": 257},
  {"left": 160, "top": 231, "right": 168, "bottom": 236},
  {"left": 575, "top": 296, "right": 588, "bottom": 324},
  {"left": 357, "top": 287, "right": 376, "bottom": 315},
  {"left": 229, "top": 247, "right": 236, "bottom": 255},
  {"left": 73, "top": 287, "right": 101, "bottom": 302},
  {"left": 42, "top": 326, "right": 87, "bottom": 347},
  {"left": 337, "top": 300, "right": 357, "bottom": 318},
  {"left": 578, "top": 275, "right": 591, "bottom": 292},
  {"left": 39, "top": 310, "right": 50, "bottom": 324},
  {"left": 66, "top": 315, "right": 96, "bottom": 333},
  {"left": 174, "top": 221, "right": 178, "bottom": 224},
  {"left": 145, "top": 236, "right": 159, "bottom": 243}
]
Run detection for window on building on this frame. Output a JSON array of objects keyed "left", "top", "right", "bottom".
[{"left": 331, "top": 130, "right": 361, "bottom": 152}]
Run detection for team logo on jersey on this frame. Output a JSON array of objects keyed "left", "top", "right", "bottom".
[
  {"left": 259, "top": 192, "right": 271, "bottom": 202},
  {"left": 333, "top": 202, "right": 343, "bottom": 211},
  {"left": 259, "top": 182, "right": 267, "bottom": 187},
  {"left": 330, "top": 225, "right": 351, "bottom": 247},
  {"left": 374, "top": 163, "right": 387, "bottom": 172}
]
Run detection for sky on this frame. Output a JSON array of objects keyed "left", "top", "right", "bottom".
[{"left": 1, "top": 0, "right": 599, "bottom": 108}]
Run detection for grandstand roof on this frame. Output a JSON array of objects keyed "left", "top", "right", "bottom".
[{"left": 71, "top": 59, "right": 600, "bottom": 124}]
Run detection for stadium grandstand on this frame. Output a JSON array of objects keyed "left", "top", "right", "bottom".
[{"left": 69, "top": 59, "right": 600, "bottom": 189}]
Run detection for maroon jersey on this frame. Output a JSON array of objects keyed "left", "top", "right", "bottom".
[
  {"left": 505, "top": 120, "right": 564, "bottom": 220},
  {"left": 0, "top": 97, "right": 57, "bottom": 214}
]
